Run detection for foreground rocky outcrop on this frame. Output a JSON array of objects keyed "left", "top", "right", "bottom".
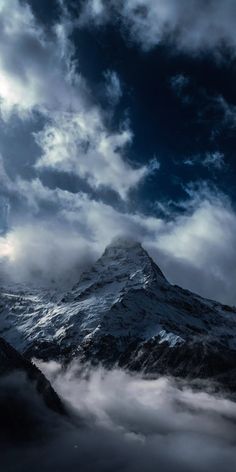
[{"left": 0, "top": 336, "right": 65, "bottom": 441}]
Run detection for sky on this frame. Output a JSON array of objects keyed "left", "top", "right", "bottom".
[{"left": 0, "top": 0, "right": 236, "bottom": 303}]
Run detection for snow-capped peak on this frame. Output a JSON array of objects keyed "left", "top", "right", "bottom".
[
  {"left": 1, "top": 238, "right": 236, "bottom": 381},
  {"left": 68, "top": 237, "right": 166, "bottom": 301}
]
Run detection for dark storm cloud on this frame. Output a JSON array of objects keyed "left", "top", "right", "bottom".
[{"left": 2, "top": 362, "right": 236, "bottom": 472}]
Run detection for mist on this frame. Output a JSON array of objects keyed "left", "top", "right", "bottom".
[
  {"left": 1, "top": 361, "right": 236, "bottom": 472},
  {"left": 0, "top": 223, "right": 98, "bottom": 288},
  {"left": 2, "top": 187, "right": 236, "bottom": 305}
]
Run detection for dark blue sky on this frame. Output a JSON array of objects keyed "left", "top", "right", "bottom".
[
  {"left": 1, "top": 0, "right": 236, "bottom": 302},
  {"left": 74, "top": 25, "right": 236, "bottom": 207},
  {"left": 22, "top": 0, "right": 236, "bottom": 213}
]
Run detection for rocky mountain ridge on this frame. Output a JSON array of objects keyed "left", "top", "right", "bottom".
[{"left": 0, "top": 238, "right": 236, "bottom": 390}]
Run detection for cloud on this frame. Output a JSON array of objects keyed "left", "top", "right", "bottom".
[
  {"left": 104, "top": 70, "right": 123, "bottom": 106},
  {"left": 150, "top": 183, "right": 236, "bottom": 304},
  {"left": 170, "top": 74, "right": 189, "bottom": 96},
  {"left": 0, "top": 196, "right": 9, "bottom": 234},
  {"left": 215, "top": 95, "right": 236, "bottom": 129},
  {"left": 5, "top": 359, "right": 233, "bottom": 472},
  {"left": 0, "top": 0, "right": 153, "bottom": 199},
  {"left": 198, "top": 94, "right": 236, "bottom": 138},
  {"left": 2, "top": 168, "right": 236, "bottom": 304},
  {"left": 0, "top": 0, "right": 86, "bottom": 119},
  {"left": 202, "top": 152, "right": 225, "bottom": 169},
  {"left": 35, "top": 111, "right": 151, "bottom": 200},
  {"left": 183, "top": 151, "right": 225, "bottom": 170},
  {"left": 2, "top": 360, "right": 236, "bottom": 472},
  {"left": 0, "top": 2, "right": 235, "bottom": 304},
  {"left": 0, "top": 222, "right": 97, "bottom": 287},
  {"left": 78, "top": 0, "right": 236, "bottom": 57},
  {"left": 78, "top": 0, "right": 109, "bottom": 27},
  {"left": 0, "top": 174, "right": 164, "bottom": 286},
  {"left": 169, "top": 74, "right": 192, "bottom": 104}
]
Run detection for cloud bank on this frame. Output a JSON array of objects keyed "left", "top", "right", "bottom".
[
  {"left": 1, "top": 176, "right": 236, "bottom": 304},
  {"left": 2, "top": 362, "right": 236, "bottom": 472}
]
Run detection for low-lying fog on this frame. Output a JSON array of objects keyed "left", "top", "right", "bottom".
[{"left": 1, "top": 361, "right": 236, "bottom": 472}]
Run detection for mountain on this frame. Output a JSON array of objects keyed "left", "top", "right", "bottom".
[
  {"left": 0, "top": 336, "right": 65, "bottom": 441},
  {"left": 1, "top": 238, "right": 236, "bottom": 390}
]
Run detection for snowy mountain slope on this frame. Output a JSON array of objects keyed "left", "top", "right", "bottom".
[{"left": 0, "top": 238, "right": 236, "bottom": 385}]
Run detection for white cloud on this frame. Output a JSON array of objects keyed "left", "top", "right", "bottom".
[
  {"left": 0, "top": 0, "right": 85, "bottom": 119},
  {"left": 0, "top": 222, "right": 97, "bottom": 286},
  {"left": 3, "top": 361, "right": 236, "bottom": 471},
  {"left": 29, "top": 360, "right": 236, "bottom": 472},
  {"left": 35, "top": 110, "right": 153, "bottom": 199},
  {"left": 79, "top": 0, "right": 236, "bottom": 57},
  {"left": 0, "top": 0, "right": 152, "bottom": 198},
  {"left": 0, "top": 1, "right": 236, "bottom": 305},
  {"left": 151, "top": 185, "right": 236, "bottom": 304},
  {"left": 78, "top": 0, "right": 108, "bottom": 26},
  {"left": 2, "top": 166, "right": 236, "bottom": 304}
]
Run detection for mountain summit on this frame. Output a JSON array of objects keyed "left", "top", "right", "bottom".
[
  {"left": 69, "top": 237, "right": 166, "bottom": 301},
  {"left": 0, "top": 240, "right": 236, "bottom": 389}
]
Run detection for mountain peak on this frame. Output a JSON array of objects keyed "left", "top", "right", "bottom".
[
  {"left": 106, "top": 237, "right": 142, "bottom": 250},
  {"left": 66, "top": 238, "right": 166, "bottom": 307},
  {"left": 103, "top": 237, "right": 144, "bottom": 259},
  {"left": 101, "top": 237, "right": 166, "bottom": 282}
]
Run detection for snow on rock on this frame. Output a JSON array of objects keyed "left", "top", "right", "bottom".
[
  {"left": 158, "top": 330, "right": 185, "bottom": 348},
  {"left": 0, "top": 238, "right": 236, "bottom": 365}
]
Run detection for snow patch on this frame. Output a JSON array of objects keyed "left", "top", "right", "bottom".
[{"left": 158, "top": 330, "right": 185, "bottom": 348}]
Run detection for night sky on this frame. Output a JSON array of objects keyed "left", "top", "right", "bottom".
[{"left": 1, "top": 0, "right": 236, "bottom": 304}]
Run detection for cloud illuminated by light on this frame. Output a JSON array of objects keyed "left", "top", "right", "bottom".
[{"left": 0, "top": 237, "right": 15, "bottom": 261}]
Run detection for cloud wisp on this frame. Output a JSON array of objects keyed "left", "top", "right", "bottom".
[
  {"left": 183, "top": 151, "right": 225, "bottom": 170},
  {"left": 104, "top": 69, "right": 123, "bottom": 106},
  {"left": 79, "top": 0, "right": 236, "bottom": 57}
]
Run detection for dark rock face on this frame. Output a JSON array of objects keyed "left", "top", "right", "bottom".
[
  {"left": 0, "top": 337, "right": 65, "bottom": 442},
  {"left": 76, "top": 333, "right": 236, "bottom": 391}
]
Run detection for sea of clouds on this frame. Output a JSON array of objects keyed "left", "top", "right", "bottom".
[{"left": 1, "top": 361, "right": 236, "bottom": 472}]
